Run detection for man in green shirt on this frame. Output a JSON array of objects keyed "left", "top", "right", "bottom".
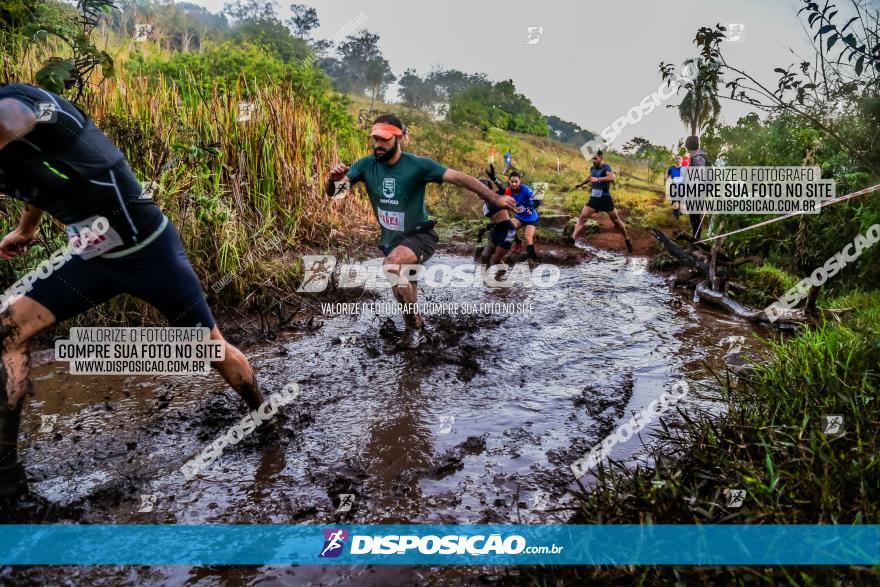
[{"left": 325, "top": 114, "right": 515, "bottom": 348}]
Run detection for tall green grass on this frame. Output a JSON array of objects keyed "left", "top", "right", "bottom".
[
  {"left": 530, "top": 292, "right": 880, "bottom": 584},
  {"left": 1, "top": 40, "right": 375, "bottom": 322}
]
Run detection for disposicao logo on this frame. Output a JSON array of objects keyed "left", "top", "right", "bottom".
[{"left": 319, "top": 528, "right": 348, "bottom": 558}]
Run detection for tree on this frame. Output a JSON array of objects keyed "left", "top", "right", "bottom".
[
  {"left": 27, "top": 0, "right": 117, "bottom": 100},
  {"left": 365, "top": 57, "right": 390, "bottom": 110},
  {"left": 398, "top": 68, "right": 441, "bottom": 111},
  {"left": 287, "top": 3, "right": 317, "bottom": 38},
  {"left": 674, "top": 58, "right": 722, "bottom": 137},
  {"left": 661, "top": 1, "right": 880, "bottom": 174},
  {"left": 546, "top": 115, "right": 597, "bottom": 146},
  {"left": 230, "top": 18, "right": 309, "bottom": 63},
  {"left": 223, "top": 0, "right": 276, "bottom": 23},
  {"left": 622, "top": 137, "right": 653, "bottom": 157},
  {"left": 426, "top": 68, "right": 486, "bottom": 98},
  {"left": 0, "top": 0, "right": 39, "bottom": 32},
  {"left": 449, "top": 77, "right": 548, "bottom": 135},
  {"left": 328, "top": 30, "right": 395, "bottom": 97}
]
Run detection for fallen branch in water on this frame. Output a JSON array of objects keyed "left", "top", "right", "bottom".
[
  {"left": 650, "top": 229, "right": 709, "bottom": 275},
  {"left": 695, "top": 280, "right": 764, "bottom": 322},
  {"left": 651, "top": 229, "right": 819, "bottom": 326}
]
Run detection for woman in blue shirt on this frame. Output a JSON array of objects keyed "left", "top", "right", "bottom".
[{"left": 506, "top": 171, "right": 541, "bottom": 262}]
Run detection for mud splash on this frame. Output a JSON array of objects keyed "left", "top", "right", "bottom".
[{"left": 3, "top": 248, "right": 762, "bottom": 585}]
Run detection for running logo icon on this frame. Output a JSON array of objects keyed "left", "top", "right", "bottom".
[
  {"left": 821, "top": 414, "right": 844, "bottom": 437},
  {"left": 319, "top": 528, "right": 349, "bottom": 558}
]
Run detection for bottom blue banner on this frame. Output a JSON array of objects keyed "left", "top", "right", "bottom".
[{"left": 0, "top": 524, "right": 878, "bottom": 565}]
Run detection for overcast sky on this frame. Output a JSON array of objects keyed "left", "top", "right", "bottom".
[{"left": 189, "top": 0, "right": 814, "bottom": 148}]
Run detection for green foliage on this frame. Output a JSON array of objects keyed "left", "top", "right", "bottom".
[
  {"left": 546, "top": 115, "right": 595, "bottom": 146},
  {"left": 699, "top": 112, "right": 880, "bottom": 292},
  {"left": 731, "top": 262, "right": 799, "bottom": 308},
  {"left": 450, "top": 79, "right": 548, "bottom": 136},
  {"left": 33, "top": 57, "right": 77, "bottom": 93},
  {"left": 0, "top": 0, "right": 39, "bottom": 32},
  {"left": 228, "top": 18, "right": 310, "bottom": 63},
  {"left": 126, "top": 41, "right": 355, "bottom": 146},
  {"left": 322, "top": 30, "right": 395, "bottom": 100},
  {"left": 287, "top": 3, "right": 318, "bottom": 39},
  {"left": 555, "top": 294, "right": 880, "bottom": 584},
  {"left": 25, "top": 0, "right": 116, "bottom": 100}
]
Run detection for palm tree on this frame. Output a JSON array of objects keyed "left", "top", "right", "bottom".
[{"left": 677, "top": 58, "right": 722, "bottom": 137}]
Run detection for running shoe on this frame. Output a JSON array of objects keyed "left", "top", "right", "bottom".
[{"left": 401, "top": 327, "right": 423, "bottom": 349}]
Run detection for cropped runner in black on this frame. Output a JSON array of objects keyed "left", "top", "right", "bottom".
[{"left": 0, "top": 84, "right": 267, "bottom": 503}]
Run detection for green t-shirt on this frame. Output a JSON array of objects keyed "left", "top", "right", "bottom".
[{"left": 347, "top": 152, "right": 447, "bottom": 249}]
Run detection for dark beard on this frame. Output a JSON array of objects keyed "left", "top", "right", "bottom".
[{"left": 373, "top": 140, "right": 398, "bottom": 162}]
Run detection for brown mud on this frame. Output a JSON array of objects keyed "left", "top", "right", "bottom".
[{"left": 1, "top": 246, "right": 764, "bottom": 586}]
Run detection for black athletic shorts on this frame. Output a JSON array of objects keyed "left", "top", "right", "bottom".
[
  {"left": 586, "top": 195, "right": 615, "bottom": 213},
  {"left": 381, "top": 230, "right": 439, "bottom": 263},
  {"left": 515, "top": 218, "right": 539, "bottom": 227},
  {"left": 26, "top": 219, "right": 215, "bottom": 328},
  {"left": 489, "top": 220, "right": 516, "bottom": 248}
]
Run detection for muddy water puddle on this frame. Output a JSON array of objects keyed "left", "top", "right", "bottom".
[{"left": 5, "top": 249, "right": 762, "bottom": 586}]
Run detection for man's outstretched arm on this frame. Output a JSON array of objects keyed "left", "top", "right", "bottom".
[
  {"left": 0, "top": 98, "right": 36, "bottom": 151},
  {"left": 443, "top": 169, "right": 516, "bottom": 211}
]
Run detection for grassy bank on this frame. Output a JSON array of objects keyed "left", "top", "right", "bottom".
[{"left": 525, "top": 290, "right": 880, "bottom": 584}]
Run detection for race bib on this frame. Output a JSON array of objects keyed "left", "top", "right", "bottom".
[
  {"left": 65, "top": 216, "right": 123, "bottom": 260},
  {"left": 377, "top": 207, "right": 404, "bottom": 232},
  {"left": 672, "top": 176, "right": 683, "bottom": 184},
  {"left": 591, "top": 188, "right": 605, "bottom": 198},
  {"left": 516, "top": 205, "right": 526, "bottom": 213}
]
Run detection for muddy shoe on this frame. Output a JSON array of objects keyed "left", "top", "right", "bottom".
[
  {"left": 625, "top": 239, "right": 634, "bottom": 253},
  {"left": 0, "top": 462, "right": 28, "bottom": 501},
  {"left": 0, "top": 486, "right": 62, "bottom": 524},
  {"left": 401, "top": 327, "right": 423, "bottom": 350},
  {"left": 255, "top": 417, "right": 284, "bottom": 442},
  {"left": 378, "top": 318, "right": 399, "bottom": 340}
]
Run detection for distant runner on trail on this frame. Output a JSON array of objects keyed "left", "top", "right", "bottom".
[
  {"left": 685, "top": 135, "right": 709, "bottom": 239},
  {"left": 570, "top": 150, "right": 633, "bottom": 253},
  {"left": 506, "top": 171, "right": 541, "bottom": 263},
  {"left": 477, "top": 164, "right": 516, "bottom": 269},
  {"left": 0, "top": 83, "right": 267, "bottom": 504},
  {"left": 665, "top": 155, "right": 684, "bottom": 220},
  {"left": 325, "top": 113, "right": 515, "bottom": 349}
]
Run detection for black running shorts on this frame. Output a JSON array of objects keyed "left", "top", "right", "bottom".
[
  {"left": 26, "top": 219, "right": 215, "bottom": 328},
  {"left": 382, "top": 230, "right": 439, "bottom": 264},
  {"left": 586, "top": 195, "right": 615, "bottom": 213},
  {"left": 489, "top": 220, "right": 516, "bottom": 248}
]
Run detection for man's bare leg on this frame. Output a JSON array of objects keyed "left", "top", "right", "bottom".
[
  {"left": 572, "top": 206, "right": 596, "bottom": 241},
  {"left": 209, "top": 326, "right": 265, "bottom": 411},
  {"left": 383, "top": 246, "right": 423, "bottom": 345},
  {"left": 608, "top": 209, "right": 630, "bottom": 240},
  {"left": 0, "top": 297, "right": 56, "bottom": 498},
  {"left": 608, "top": 210, "right": 634, "bottom": 252},
  {"left": 480, "top": 242, "right": 496, "bottom": 269},
  {"left": 491, "top": 245, "right": 510, "bottom": 266}
]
